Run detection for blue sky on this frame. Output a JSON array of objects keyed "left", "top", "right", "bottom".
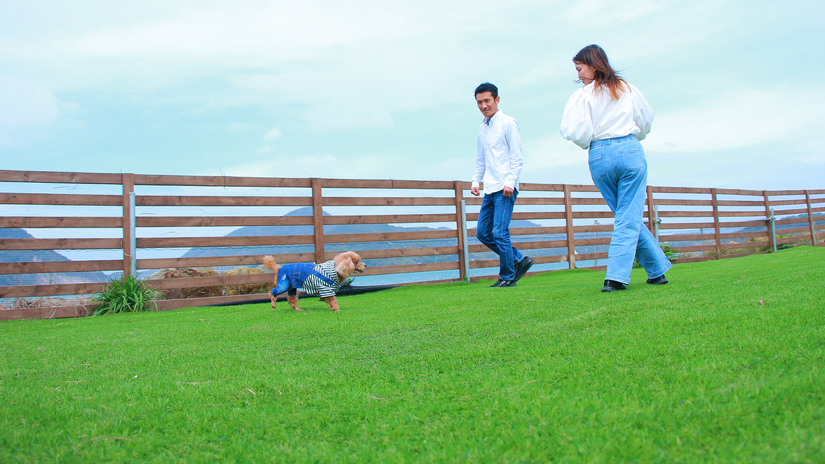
[{"left": 1, "top": 0, "right": 823, "bottom": 191}]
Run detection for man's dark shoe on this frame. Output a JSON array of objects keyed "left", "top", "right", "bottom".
[
  {"left": 490, "top": 279, "right": 517, "bottom": 288},
  {"left": 513, "top": 256, "right": 534, "bottom": 282},
  {"left": 646, "top": 274, "right": 669, "bottom": 285},
  {"left": 602, "top": 279, "right": 627, "bottom": 292}
]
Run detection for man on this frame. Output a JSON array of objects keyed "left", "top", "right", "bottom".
[{"left": 471, "top": 82, "right": 533, "bottom": 288}]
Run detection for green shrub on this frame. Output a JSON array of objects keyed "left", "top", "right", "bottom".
[
  {"left": 660, "top": 243, "right": 677, "bottom": 260},
  {"left": 91, "top": 276, "right": 162, "bottom": 316}
]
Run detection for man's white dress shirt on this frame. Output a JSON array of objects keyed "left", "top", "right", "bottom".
[{"left": 472, "top": 110, "right": 523, "bottom": 195}]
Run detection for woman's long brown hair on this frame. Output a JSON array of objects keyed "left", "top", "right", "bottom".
[{"left": 573, "top": 44, "right": 627, "bottom": 100}]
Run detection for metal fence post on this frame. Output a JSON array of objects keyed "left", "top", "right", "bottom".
[
  {"left": 653, "top": 205, "right": 660, "bottom": 242},
  {"left": 593, "top": 220, "right": 599, "bottom": 267},
  {"left": 711, "top": 188, "right": 722, "bottom": 259},
  {"left": 129, "top": 192, "right": 137, "bottom": 278},
  {"left": 563, "top": 184, "right": 576, "bottom": 269},
  {"left": 121, "top": 173, "right": 135, "bottom": 279},
  {"left": 460, "top": 200, "right": 470, "bottom": 281},
  {"left": 805, "top": 190, "right": 817, "bottom": 246},
  {"left": 453, "top": 181, "right": 468, "bottom": 281},
  {"left": 763, "top": 191, "right": 774, "bottom": 251},
  {"left": 769, "top": 207, "right": 777, "bottom": 252}
]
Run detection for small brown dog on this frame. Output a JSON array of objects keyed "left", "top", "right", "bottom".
[{"left": 262, "top": 251, "right": 366, "bottom": 311}]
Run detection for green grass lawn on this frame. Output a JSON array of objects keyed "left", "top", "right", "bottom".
[{"left": 1, "top": 247, "right": 824, "bottom": 463}]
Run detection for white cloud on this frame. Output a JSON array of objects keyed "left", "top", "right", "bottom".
[
  {"left": 645, "top": 87, "right": 825, "bottom": 153},
  {"left": 262, "top": 127, "right": 282, "bottom": 141},
  {"left": 226, "top": 122, "right": 257, "bottom": 133},
  {"left": 222, "top": 148, "right": 473, "bottom": 182},
  {"left": 0, "top": 77, "right": 62, "bottom": 129}
]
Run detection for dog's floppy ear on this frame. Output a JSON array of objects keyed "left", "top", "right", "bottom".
[{"left": 335, "top": 256, "right": 354, "bottom": 276}]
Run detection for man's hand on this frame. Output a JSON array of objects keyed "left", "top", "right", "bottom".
[
  {"left": 471, "top": 186, "right": 480, "bottom": 196},
  {"left": 503, "top": 186, "right": 514, "bottom": 197}
]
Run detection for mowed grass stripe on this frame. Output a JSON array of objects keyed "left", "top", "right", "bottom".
[{"left": 1, "top": 246, "right": 823, "bottom": 463}]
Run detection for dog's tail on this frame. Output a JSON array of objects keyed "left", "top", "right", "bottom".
[{"left": 262, "top": 255, "right": 280, "bottom": 273}]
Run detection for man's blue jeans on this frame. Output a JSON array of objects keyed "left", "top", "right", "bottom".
[
  {"left": 477, "top": 189, "right": 525, "bottom": 280},
  {"left": 589, "top": 135, "right": 672, "bottom": 284}
]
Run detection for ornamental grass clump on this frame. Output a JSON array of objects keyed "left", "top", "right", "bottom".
[{"left": 91, "top": 275, "right": 161, "bottom": 316}]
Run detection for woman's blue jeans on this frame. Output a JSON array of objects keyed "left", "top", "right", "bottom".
[
  {"left": 589, "top": 135, "right": 672, "bottom": 284},
  {"left": 477, "top": 189, "right": 525, "bottom": 280}
]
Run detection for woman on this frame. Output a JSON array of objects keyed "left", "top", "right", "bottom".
[{"left": 560, "top": 44, "right": 671, "bottom": 292}]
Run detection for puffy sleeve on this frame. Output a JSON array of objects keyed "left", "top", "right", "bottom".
[
  {"left": 630, "top": 83, "right": 654, "bottom": 141},
  {"left": 559, "top": 88, "right": 593, "bottom": 149}
]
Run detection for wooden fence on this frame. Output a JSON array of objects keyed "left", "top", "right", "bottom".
[{"left": 1, "top": 169, "right": 823, "bottom": 320}]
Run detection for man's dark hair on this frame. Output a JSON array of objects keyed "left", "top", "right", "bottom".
[{"left": 474, "top": 82, "right": 498, "bottom": 99}]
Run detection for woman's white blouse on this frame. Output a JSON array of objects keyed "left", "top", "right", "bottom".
[{"left": 560, "top": 81, "right": 654, "bottom": 149}]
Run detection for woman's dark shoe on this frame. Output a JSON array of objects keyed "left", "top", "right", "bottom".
[
  {"left": 602, "top": 280, "right": 627, "bottom": 292},
  {"left": 646, "top": 275, "right": 668, "bottom": 285}
]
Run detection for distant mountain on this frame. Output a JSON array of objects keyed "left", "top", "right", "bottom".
[{"left": 0, "top": 229, "right": 109, "bottom": 286}]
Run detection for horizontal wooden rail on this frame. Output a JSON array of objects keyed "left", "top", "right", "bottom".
[
  {"left": 134, "top": 174, "right": 311, "bottom": 188},
  {"left": 321, "top": 197, "right": 457, "bottom": 207},
  {"left": 323, "top": 230, "right": 457, "bottom": 244},
  {"left": 136, "top": 216, "right": 313, "bottom": 227},
  {"left": 144, "top": 273, "right": 273, "bottom": 290},
  {"left": 324, "top": 214, "right": 457, "bottom": 225},
  {"left": 659, "top": 233, "right": 718, "bottom": 242},
  {"left": 714, "top": 188, "right": 765, "bottom": 196},
  {"left": 0, "top": 193, "right": 122, "bottom": 206},
  {"left": 0, "top": 170, "right": 123, "bottom": 184},
  {"left": 658, "top": 221, "right": 718, "bottom": 230},
  {"left": 363, "top": 261, "right": 458, "bottom": 276},
  {"left": 0, "top": 260, "right": 122, "bottom": 275},
  {"left": 0, "top": 282, "right": 108, "bottom": 299},
  {"left": 137, "top": 196, "right": 313, "bottom": 207},
  {"left": 137, "top": 253, "right": 317, "bottom": 270},
  {"left": 318, "top": 178, "right": 455, "bottom": 189},
  {"left": 333, "top": 246, "right": 460, "bottom": 260},
  {"left": 0, "top": 238, "right": 123, "bottom": 250},
  {"left": 654, "top": 199, "right": 713, "bottom": 206},
  {"left": 0, "top": 305, "right": 93, "bottom": 320},
  {"left": 649, "top": 186, "right": 711, "bottom": 194},
  {"left": 0, "top": 217, "right": 122, "bottom": 228},
  {"left": 575, "top": 252, "right": 609, "bottom": 261},
  {"left": 137, "top": 235, "right": 315, "bottom": 249}
]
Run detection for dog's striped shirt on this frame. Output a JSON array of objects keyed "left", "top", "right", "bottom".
[{"left": 301, "top": 261, "right": 341, "bottom": 298}]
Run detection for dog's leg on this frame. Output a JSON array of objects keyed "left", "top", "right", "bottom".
[
  {"left": 320, "top": 296, "right": 340, "bottom": 311},
  {"left": 287, "top": 295, "right": 304, "bottom": 311},
  {"left": 269, "top": 292, "right": 278, "bottom": 309}
]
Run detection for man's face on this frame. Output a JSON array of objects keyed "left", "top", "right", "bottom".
[{"left": 476, "top": 91, "right": 499, "bottom": 119}]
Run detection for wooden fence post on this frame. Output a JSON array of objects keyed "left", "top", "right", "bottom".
[
  {"left": 711, "top": 188, "right": 722, "bottom": 259},
  {"left": 763, "top": 191, "right": 774, "bottom": 252},
  {"left": 646, "top": 186, "right": 655, "bottom": 235},
  {"left": 453, "top": 181, "right": 468, "bottom": 279},
  {"left": 311, "top": 178, "right": 326, "bottom": 264},
  {"left": 805, "top": 190, "right": 817, "bottom": 246},
  {"left": 122, "top": 173, "right": 134, "bottom": 278},
  {"left": 563, "top": 185, "right": 576, "bottom": 269}
]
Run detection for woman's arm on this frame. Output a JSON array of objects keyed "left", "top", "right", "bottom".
[{"left": 560, "top": 89, "right": 593, "bottom": 149}]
